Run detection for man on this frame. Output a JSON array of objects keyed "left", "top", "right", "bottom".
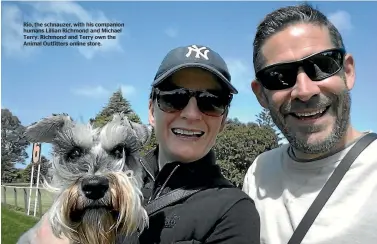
[
  {"left": 22, "top": 44, "right": 260, "bottom": 243},
  {"left": 243, "top": 3, "right": 377, "bottom": 244}
]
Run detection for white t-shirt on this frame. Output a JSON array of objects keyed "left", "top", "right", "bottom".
[{"left": 243, "top": 133, "right": 377, "bottom": 244}]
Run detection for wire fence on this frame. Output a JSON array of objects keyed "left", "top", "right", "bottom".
[{"left": 1, "top": 185, "right": 55, "bottom": 217}]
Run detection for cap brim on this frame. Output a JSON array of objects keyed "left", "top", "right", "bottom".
[{"left": 152, "top": 63, "right": 238, "bottom": 94}]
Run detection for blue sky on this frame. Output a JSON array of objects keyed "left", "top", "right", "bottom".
[{"left": 2, "top": 1, "right": 377, "bottom": 168}]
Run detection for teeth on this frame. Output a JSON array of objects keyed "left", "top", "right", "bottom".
[
  {"left": 172, "top": 128, "right": 204, "bottom": 136},
  {"left": 294, "top": 108, "right": 326, "bottom": 117}
]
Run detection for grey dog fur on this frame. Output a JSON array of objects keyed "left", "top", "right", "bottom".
[{"left": 16, "top": 113, "right": 152, "bottom": 244}]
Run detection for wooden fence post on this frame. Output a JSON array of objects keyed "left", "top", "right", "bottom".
[
  {"left": 23, "top": 188, "right": 28, "bottom": 214},
  {"left": 2, "top": 186, "right": 6, "bottom": 204},
  {"left": 38, "top": 189, "right": 42, "bottom": 217},
  {"left": 14, "top": 188, "right": 18, "bottom": 208}
]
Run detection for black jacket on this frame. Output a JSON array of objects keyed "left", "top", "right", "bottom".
[{"left": 136, "top": 148, "right": 260, "bottom": 244}]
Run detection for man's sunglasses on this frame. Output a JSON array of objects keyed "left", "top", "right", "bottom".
[
  {"left": 255, "top": 48, "right": 346, "bottom": 90},
  {"left": 153, "top": 87, "right": 232, "bottom": 117}
]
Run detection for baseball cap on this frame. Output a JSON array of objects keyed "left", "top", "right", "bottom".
[{"left": 152, "top": 44, "right": 238, "bottom": 94}]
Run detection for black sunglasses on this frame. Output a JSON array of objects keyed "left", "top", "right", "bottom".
[
  {"left": 255, "top": 48, "right": 346, "bottom": 90},
  {"left": 153, "top": 87, "right": 232, "bottom": 117}
]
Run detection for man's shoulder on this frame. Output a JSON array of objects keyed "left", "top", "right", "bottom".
[
  {"left": 247, "top": 144, "right": 289, "bottom": 173},
  {"left": 242, "top": 144, "right": 289, "bottom": 195}
]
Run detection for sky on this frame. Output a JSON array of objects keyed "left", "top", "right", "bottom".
[{"left": 1, "top": 1, "right": 377, "bottom": 168}]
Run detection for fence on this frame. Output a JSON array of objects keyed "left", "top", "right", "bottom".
[{"left": 1, "top": 185, "right": 54, "bottom": 217}]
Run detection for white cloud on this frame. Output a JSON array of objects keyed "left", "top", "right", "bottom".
[
  {"left": 2, "top": 2, "right": 126, "bottom": 59},
  {"left": 2, "top": 4, "right": 35, "bottom": 58},
  {"left": 328, "top": 10, "right": 353, "bottom": 32},
  {"left": 225, "top": 58, "right": 254, "bottom": 93},
  {"left": 72, "top": 84, "right": 136, "bottom": 98},
  {"left": 72, "top": 85, "right": 109, "bottom": 98},
  {"left": 120, "top": 85, "right": 136, "bottom": 96},
  {"left": 165, "top": 27, "right": 178, "bottom": 38}
]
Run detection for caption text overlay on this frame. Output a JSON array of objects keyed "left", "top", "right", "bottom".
[{"left": 23, "top": 21, "right": 125, "bottom": 47}]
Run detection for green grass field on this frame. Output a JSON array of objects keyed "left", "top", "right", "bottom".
[{"left": 1, "top": 204, "right": 39, "bottom": 244}]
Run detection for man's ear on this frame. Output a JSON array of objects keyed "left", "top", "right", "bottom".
[
  {"left": 148, "top": 99, "right": 156, "bottom": 127},
  {"left": 343, "top": 53, "right": 356, "bottom": 90},
  {"left": 251, "top": 79, "right": 268, "bottom": 108}
]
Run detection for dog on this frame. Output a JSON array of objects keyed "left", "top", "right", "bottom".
[{"left": 17, "top": 113, "right": 152, "bottom": 244}]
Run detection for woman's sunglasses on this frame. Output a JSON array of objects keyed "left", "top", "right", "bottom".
[
  {"left": 153, "top": 87, "right": 232, "bottom": 117},
  {"left": 255, "top": 48, "right": 346, "bottom": 90}
]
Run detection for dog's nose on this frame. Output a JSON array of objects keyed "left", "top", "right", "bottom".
[{"left": 81, "top": 176, "right": 109, "bottom": 200}]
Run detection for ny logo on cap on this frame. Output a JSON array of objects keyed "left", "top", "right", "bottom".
[{"left": 185, "top": 45, "right": 210, "bottom": 60}]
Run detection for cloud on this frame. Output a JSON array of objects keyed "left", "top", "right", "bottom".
[
  {"left": 2, "top": 2, "right": 126, "bottom": 59},
  {"left": 165, "top": 27, "right": 178, "bottom": 38},
  {"left": 328, "top": 10, "right": 353, "bottom": 32},
  {"left": 72, "top": 85, "right": 109, "bottom": 98},
  {"left": 72, "top": 84, "right": 136, "bottom": 98},
  {"left": 225, "top": 58, "right": 254, "bottom": 93},
  {"left": 120, "top": 85, "right": 136, "bottom": 96}
]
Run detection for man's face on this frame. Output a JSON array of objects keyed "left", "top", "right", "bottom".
[
  {"left": 149, "top": 68, "right": 228, "bottom": 163},
  {"left": 251, "top": 23, "right": 355, "bottom": 154}
]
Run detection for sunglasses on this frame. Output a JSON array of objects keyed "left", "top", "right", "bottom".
[
  {"left": 153, "top": 87, "right": 232, "bottom": 117},
  {"left": 256, "top": 48, "right": 346, "bottom": 90}
]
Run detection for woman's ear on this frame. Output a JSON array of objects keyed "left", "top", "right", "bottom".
[
  {"left": 219, "top": 110, "right": 229, "bottom": 133},
  {"left": 148, "top": 99, "right": 155, "bottom": 127}
]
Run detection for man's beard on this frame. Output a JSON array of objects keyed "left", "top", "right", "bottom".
[{"left": 266, "top": 82, "right": 351, "bottom": 155}]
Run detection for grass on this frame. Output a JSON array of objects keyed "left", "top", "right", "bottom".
[{"left": 1, "top": 204, "right": 39, "bottom": 244}]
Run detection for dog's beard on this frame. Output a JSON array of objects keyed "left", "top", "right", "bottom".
[{"left": 46, "top": 171, "right": 148, "bottom": 244}]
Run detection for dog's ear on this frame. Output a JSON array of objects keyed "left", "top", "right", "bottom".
[
  {"left": 114, "top": 113, "right": 153, "bottom": 146},
  {"left": 129, "top": 121, "right": 153, "bottom": 146},
  {"left": 25, "top": 113, "right": 72, "bottom": 143}
]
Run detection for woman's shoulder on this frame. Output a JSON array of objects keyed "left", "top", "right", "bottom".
[{"left": 186, "top": 185, "right": 256, "bottom": 214}]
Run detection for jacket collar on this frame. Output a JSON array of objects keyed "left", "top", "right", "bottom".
[{"left": 141, "top": 146, "right": 217, "bottom": 181}]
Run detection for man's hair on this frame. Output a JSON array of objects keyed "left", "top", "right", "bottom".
[{"left": 253, "top": 3, "right": 345, "bottom": 73}]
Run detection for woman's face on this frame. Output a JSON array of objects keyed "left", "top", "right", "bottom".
[{"left": 149, "top": 68, "right": 228, "bottom": 163}]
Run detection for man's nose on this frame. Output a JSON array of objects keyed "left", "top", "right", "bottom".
[
  {"left": 180, "top": 97, "right": 203, "bottom": 121},
  {"left": 290, "top": 68, "right": 321, "bottom": 102}
]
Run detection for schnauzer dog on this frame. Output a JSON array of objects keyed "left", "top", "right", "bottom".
[{"left": 17, "top": 113, "right": 152, "bottom": 244}]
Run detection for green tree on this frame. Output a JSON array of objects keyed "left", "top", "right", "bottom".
[
  {"left": 256, "top": 107, "right": 284, "bottom": 144},
  {"left": 90, "top": 88, "right": 141, "bottom": 128},
  {"left": 214, "top": 118, "right": 279, "bottom": 188},
  {"left": 140, "top": 127, "right": 158, "bottom": 156},
  {"left": 1, "top": 108, "right": 30, "bottom": 182},
  {"left": 22, "top": 156, "right": 51, "bottom": 183}
]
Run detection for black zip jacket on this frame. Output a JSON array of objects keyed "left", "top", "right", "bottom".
[{"left": 135, "top": 148, "right": 260, "bottom": 244}]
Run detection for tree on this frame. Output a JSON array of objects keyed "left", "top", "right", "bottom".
[
  {"left": 22, "top": 155, "right": 52, "bottom": 184},
  {"left": 1, "top": 108, "right": 30, "bottom": 182},
  {"left": 90, "top": 88, "right": 142, "bottom": 128},
  {"left": 214, "top": 118, "right": 279, "bottom": 188},
  {"left": 140, "top": 127, "right": 158, "bottom": 156},
  {"left": 255, "top": 108, "right": 284, "bottom": 144}
]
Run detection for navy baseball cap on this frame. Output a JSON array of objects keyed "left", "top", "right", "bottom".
[{"left": 152, "top": 44, "right": 238, "bottom": 94}]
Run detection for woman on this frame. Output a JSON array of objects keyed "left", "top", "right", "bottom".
[
  {"left": 137, "top": 44, "right": 260, "bottom": 243},
  {"left": 20, "top": 44, "right": 260, "bottom": 244}
]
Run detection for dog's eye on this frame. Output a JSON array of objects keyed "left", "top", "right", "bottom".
[
  {"left": 110, "top": 144, "right": 130, "bottom": 159},
  {"left": 67, "top": 147, "right": 83, "bottom": 160},
  {"left": 110, "top": 145, "right": 124, "bottom": 159}
]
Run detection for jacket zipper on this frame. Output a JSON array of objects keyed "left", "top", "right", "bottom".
[
  {"left": 139, "top": 158, "right": 155, "bottom": 181},
  {"left": 148, "top": 164, "right": 180, "bottom": 203}
]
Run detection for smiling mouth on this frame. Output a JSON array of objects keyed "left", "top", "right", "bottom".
[
  {"left": 289, "top": 106, "right": 331, "bottom": 120},
  {"left": 171, "top": 128, "right": 205, "bottom": 137}
]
